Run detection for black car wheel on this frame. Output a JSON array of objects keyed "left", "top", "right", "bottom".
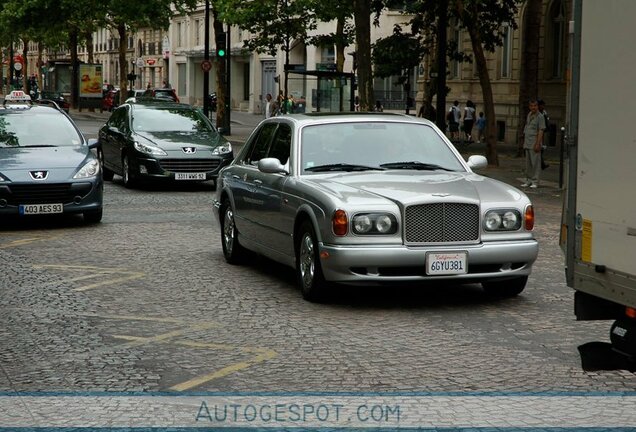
[
  {"left": 122, "top": 155, "right": 137, "bottom": 188},
  {"left": 98, "top": 148, "right": 114, "bottom": 181},
  {"left": 83, "top": 209, "right": 103, "bottom": 224},
  {"left": 220, "top": 200, "right": 246, "bottom": 264},
  {"left": 296, "top": 221, "right": 329, "bottom": 302},
  {"left": 482, "top": 276, "right": 528, "bottom": 297}
]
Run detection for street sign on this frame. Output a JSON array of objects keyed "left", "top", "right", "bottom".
[
  {"left": 201, "top": 60, "right": 212, "bottom": 72},
  {"left": 146, "top": 59, "right": 156, "bottom": 66},
  {"left": 14, "top": 62, "right": 22, "bottom": 71},
  {"left": 136, "top": 58, "right": 144, "bottom": 68}
]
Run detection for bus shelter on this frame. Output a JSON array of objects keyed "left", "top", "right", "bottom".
[{"left": 285, "top": 70, "right": 355, "bottom": 113}]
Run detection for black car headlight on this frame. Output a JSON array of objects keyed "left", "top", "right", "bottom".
[
  {"left": 484, "top": 209, "right": 521, "bottom": 231},
  {"left": 352, "top": 213, "right": 398, "bottom": 235},
  {"left": 134, "top": 141, "right": 167, "bottom": 156},
  {"left": 212, "top": 143, "right": 232, "bottom": 155}
]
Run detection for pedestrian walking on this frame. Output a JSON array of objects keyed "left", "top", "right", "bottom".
[
  {"left": 538, "top": 99, "right": 550, "bottom": 170},
  {"left": 476, "top": 111, "right": 486, "bottom": 143},
  {"left": 521, "top": 99, "right": 546, "bottom": 189},
  {"left": 463, "top": 100, "right": 476, "bottom": 142},
  {"left": 447, "top": 100, "right": 461, "bottom": 140},
  {"left": 264, "top": 93, "right": 273, "bottom": 118}
]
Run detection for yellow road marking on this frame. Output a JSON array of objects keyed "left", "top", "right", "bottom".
[
  {"left": 169, "top": 348, "right": 277, "bottom": 391},
  {"left": 73, "top": 273, "right": 144, "bottom": 291},
  {"left": 0, "top": 234, "right": 60, "bottom": 249},
  {"left": 77, "top": 313, "right": 187, "bottom": 324},
  {"left": 41, "top": 273, "right": 110, "bottom": 286},
  {"left": 33, "top": 264, "right": 133, "bottom": 273}
]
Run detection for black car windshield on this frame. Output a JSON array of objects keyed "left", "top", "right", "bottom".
[
  {"left": 300, "top": 121, "right": 465, "bottom": 174},
  {"left": 0, "top": 111, "right": 82, "bottom": 148},
  {"left": 132, "top": 108, "right": 213, "bottom": 133}
]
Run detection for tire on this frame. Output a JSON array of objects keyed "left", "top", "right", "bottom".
[
  {"left": 220, "top": 200, "right": 246, "bottom": 264},
  {"left": 296, "top": 221, "right": 329, "bottom": 302},
  {"left": 122, "top": 155, "right": 137, "bottom": 188},
  {"left": 83, "top": 209, "right": 103, "bottom": 224},
  {"left": 98, "top": 149, "right": 114, "bottom": 181},
  {"left": 482, "top": 276, "right": 528, "bottom": 297}
]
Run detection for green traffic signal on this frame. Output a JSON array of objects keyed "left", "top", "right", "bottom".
[{"left": 217, "top": 49, "right": 226, "bottom": 58}]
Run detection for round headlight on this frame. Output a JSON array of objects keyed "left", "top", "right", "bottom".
[
  {"left": 485, "top": 212, "right": 502, "bottom": 230},
  {"left": 353, "top": 215, "right": 372, "bottom": 234},
  {"left": 502, "top": 211, "right": 518, "bottom": 229},
  {"left": 375, "top": 215, "right": 393, "bottom": 233}
]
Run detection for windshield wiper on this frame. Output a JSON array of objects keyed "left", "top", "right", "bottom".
[
  {"left": 305, "top": 163, "right": 385, "bottom": 172},
  {"left": 17, "top": 144, "right": 58, "bottom": 148},
  {"left": 380, "top": 161, "right": 455, "bottom": 172}
]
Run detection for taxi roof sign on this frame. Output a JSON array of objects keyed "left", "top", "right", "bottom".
[{"left": 4, "top": 90, "right": 32, "bottom": 102}]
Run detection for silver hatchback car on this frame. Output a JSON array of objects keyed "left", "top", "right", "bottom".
[{"left": 212, "top": 113, "right": 538, "bottom": 301}]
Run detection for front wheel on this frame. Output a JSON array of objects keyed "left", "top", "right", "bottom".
[
  {"left": 482, "top": 276, "right": 528, "bottom": 297},
  {"left": 83, "top": 209, "right": 103, "bottom": 224},
  {"left": 98, "top": 149, "right": 114, "bottom": 181},
  {"left": 122, "top": 155, "right": 137, "bottom": 188},
  {"left": 296, "top": 221, "right": 329, "bottom": 302},
  {"left": 220, "top": 200, "right": 246, "bottom": 264}
]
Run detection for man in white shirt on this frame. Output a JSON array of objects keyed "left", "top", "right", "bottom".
[{"left": 264, "top": 93, "right": 273, "bottom": 118}]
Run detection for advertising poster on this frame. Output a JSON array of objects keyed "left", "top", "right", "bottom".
[{"left": 79, "top": 63, "right": 103, "bottom": 98}]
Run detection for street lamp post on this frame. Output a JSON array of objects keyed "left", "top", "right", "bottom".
[{"left": 203, "top": 0, "right": 211, "bottom": 117}]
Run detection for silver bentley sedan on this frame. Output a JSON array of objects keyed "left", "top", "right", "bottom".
[{"left": 212, "top": 113, "right": 538, "bottom": 302}]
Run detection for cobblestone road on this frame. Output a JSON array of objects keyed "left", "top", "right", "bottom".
[{"left": 1, "top": 116, "right": 634, "bottom": 394}]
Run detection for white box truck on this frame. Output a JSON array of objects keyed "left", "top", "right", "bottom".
[{"left": 563, "top": 0, "right": 636, "bottom": 362}]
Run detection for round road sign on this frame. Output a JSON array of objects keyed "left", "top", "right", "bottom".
[{"left": 201, "top": 60, "right": 212, "bottom": 72}]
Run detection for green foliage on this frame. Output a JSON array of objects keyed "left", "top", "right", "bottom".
[
  {"left": 217, "top": 0, "right": 317, "bottom": 56},
  {"left": 372, "top": 25, "right": 428, "bottom": 79}
]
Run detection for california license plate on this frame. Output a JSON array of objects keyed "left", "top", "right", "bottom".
[
  {"left": 426, "top": 251, "right": 467, "bottom": 275},
  {"left": 19, "top": 203, "right": 63, "bottom": 215},
  {"left": 175, "top": 172, "right": 206, "bottom": 180}
]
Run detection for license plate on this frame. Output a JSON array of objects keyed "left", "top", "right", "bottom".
[
  {"left": 19, "top": 203, "right": 63, "bottom": 215},
  {"left": 426, "top": 251, "right": 467, "bottom": 275},
  {"left": 175, "top": 172, "right": 206, "bottom": 180}
]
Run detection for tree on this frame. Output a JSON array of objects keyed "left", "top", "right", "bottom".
[
  {"left": 307, "top": 0, "right": 355, "bottom": 73},
  {"left": 372, "top": 25, "right": 429, "bottom": 114},
  {"left": 353, "top": 0, "right": 374, "bottom": 111},
  {"left": 218, "top": 0, "right": 316, "bottom": 105},
  {"left": 516, "top": 0, "right": 542, "bottom": 156}
]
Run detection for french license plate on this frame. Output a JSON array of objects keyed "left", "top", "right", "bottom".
[
  {"left": 426, "top": 251, "right": 467, "bottom": 275},
  {"left": 175, "top": 172, "right": 206, "bottom": 180},
  {"left": 19, "top": 203, "right": 63, "bottom": 215}
]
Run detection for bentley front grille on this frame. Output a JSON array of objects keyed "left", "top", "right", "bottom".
[{"left": 404, "top": 203, "right": 480, "bottom": 243}]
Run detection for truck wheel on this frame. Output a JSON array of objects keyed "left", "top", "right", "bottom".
[
  {"left": 482, "top": 276, "right": 528, "bottom": 297},
  {"left": 296, "top": 221, "right": 329, "bottom": 302},
  {"left": 220, "top": 200, "right": 246, "bottom": 264}
]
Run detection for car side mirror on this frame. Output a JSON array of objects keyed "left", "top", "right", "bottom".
[
  {"left": 258, "top": 157, "right": 288, "bottom": 174},
  {"left": 467, "top": 155, "right": 488, "bottom": 170},
  {"left": 87, "top": 138, "right": 99, "bottom": 149},
  {"left": 217, "top": 127, "right": 227, "bottom": 135}
]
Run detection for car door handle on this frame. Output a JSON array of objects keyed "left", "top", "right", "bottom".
[
  {"left": 253, "top": 179, "right": 263, "bottom": 186},
  {"left": 232, "top": 175, "right": 241, "bottom": 179}
]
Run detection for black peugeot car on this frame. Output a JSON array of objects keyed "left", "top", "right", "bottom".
[
  {"left": 98, "top": 100, "right": 233, "bottom": 188},
  {"left": 0, "top": 91, "right": 103, "bottom": 223}
]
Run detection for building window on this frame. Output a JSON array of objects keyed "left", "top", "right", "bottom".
[
  {"left": 243, "top": 63, "right": 250, "bottom": 101},
  {"left": 449, "top": 25, "right": 461, "bottom": 79},
  {"left": 500, "top": 24, "right": 512, "bottom": 78},
  {"left": 547, "top": 0, "right": 566, "bottom": 79},
  {"left": 321, "top": 46, "right": 335, "bottom": 64},
  {"left": 195, "top": 19, "right": 201, "bottom": 46},
  {"left": 177, "top": 22, "right": 183, "bottom": 48}
]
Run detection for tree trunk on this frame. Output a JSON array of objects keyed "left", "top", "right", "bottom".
[
  {"left": 37, "top": 42, "right": 44, "bottom": 90},
  {"left": 212, "top": 11, "right": 227, "bottom": 130},
  {"left": 117, "top": 23, "right": 129, "bottom": 102},
  {"left": 0, "top": 48, "right": 4, "bottom": 95},
  {"left": 69, "top": 30, "right": 79, "bottom": 108},
  {"left": 353, "top": 0, "right": 374, "bottom": 111},
  {"left": 457, "top": 1, "right": 498, "bottom": 166},
  {"left": 86, "top": 32, "right": 94, "bottom": 63},
  {"left": 516, "top": 0, "right": 542, "bottom": 156},
  {"left": 21, "top": 39, "right": 28, "bottom": 92},
  {"left": 335, "top": 17, "right": 345, "bottom": 73}
]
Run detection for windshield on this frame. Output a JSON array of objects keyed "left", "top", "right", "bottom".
[
  {"left": 300, "top": 122, "right": 465, "bottom": 174},
  {"left": 0, "top": 111, "right": 82, "bottom": 148},
  {"left": 132, "top": 107, "right": 214, "bottom": 133}
]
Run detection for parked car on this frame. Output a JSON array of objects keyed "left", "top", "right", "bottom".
[
  {"left": 97, "top": 100, "right": 233, "bottom": 188},
  {"left": 0, "top": 91, "right": 103, "bottom": 223},
  {"left": 143, "top": 88, "right": 179, "bottom": 103},
  {"left": 37, "top": 91, "right": 70, "bottom": 113},
  {"left": 212, "top": 113, "right": 538, "bottom": 301}
]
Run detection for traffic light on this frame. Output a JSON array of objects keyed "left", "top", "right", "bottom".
[{"left": 215, "top": 32, "right": 227, "bottom": 58}]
